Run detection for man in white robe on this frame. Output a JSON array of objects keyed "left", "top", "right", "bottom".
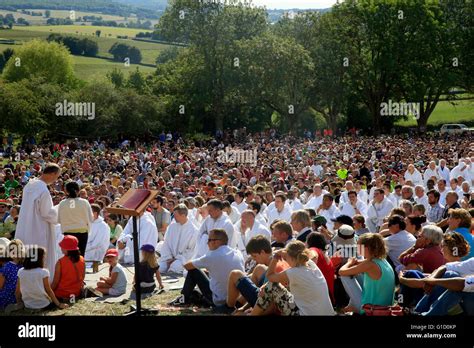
[
  {"left": 193, "top": 200, "right": 237, "bottom": 259},
  {"left": 84, "top": 207, "right": 110, "bottom": 262},
  {"left": 16, "top": 164, "right": 61, "bottom": 281},
  {"left": 234, "top": 210, "right": 271, "bottom": 257},
  {"left": 338, "top": 191, "right": 368, "bottom": 218},
  {"left": 367, "top": 189, "right": 395, "bottom": 232},
  {"left": 159, "top": 205, "right": 198, "bottom": 274},
  {"left": 118, "top": 211, "right": 158, "bottom": 264}
]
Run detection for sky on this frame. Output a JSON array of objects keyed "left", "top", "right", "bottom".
[{"left": 251, "top": 0, "right": 338, "bottom": 9}]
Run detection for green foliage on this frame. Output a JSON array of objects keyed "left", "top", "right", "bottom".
[
  {"left": 47, "top": 33, "right": 99, "bottom": 57},
  {"left": 2, "top": 39, "right": 77, "bottom": 88},
  {"left": 109, "top": 42, "right": 142, "bottom": 64}
]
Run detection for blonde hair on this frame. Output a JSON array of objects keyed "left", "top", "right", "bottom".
[
  {"left": 141, "top": 250, "right": 158, "bottom": 268},
  {"left": 285, "top": 240, "right": 314, "bottom": 267}
]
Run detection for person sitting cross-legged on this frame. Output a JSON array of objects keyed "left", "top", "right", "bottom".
[
  {"left": 169, "top": 228, "right": 244, "bottom": 311},
  {"left": 226, "top": 235, "right": 289, "bottom": 315}
]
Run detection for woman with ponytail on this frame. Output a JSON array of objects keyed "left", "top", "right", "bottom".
[
  {"left": 251, "top": 240, "right": 335, "bottom": 316},
  {"left": 58, "top": 181, "right": 93, "bottom": 256}
]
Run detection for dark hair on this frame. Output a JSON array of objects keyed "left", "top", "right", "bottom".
[
  {"left": 348, "top": 190, "right": 357, "bottom": 197},
  {"left": 236, "top": 191, "right": 245, "bottom": 199},
  {"left": 427, "top": 189, "right": 440, "bottom": 200},
  {"left": 272, "top": 221, "right": 293, "bottom": 236},
  {"left": 67, "top": 249, "right": 81, "bottom": 263},
  {"left": 248, "top": 201, "right": 261, "bottom": 214},
  {"left": 91, "top": 203, "right": 101, "bottom": 215},
  {"left": 275, "top": 193, "right": 287, "bottom": 202},
  {"left": 305, "top": 208, "right": 316, "bottom": 218},
  {"left": 209, "top": 228, "right": 228, "bottom": 244},
  {"left": 154, "top": 195, "right": 165, "bottom": 205},
  {"left": 306, "top": 232, "right": 327, "bottom": 251},
  {"left": 388, "top": 215, "right": 406, "bottom": 230},
  {"left": 394, "top": 184, "right": 402, "bottom": 190},
  {"left": 222, "top": 200, "right": 231, "bottom": 209},
  {"left": 323, "top": 193, "right": 334, "bottom": 201},
  {"left": 406, "top": 215, "right": 425, "bottom": 230},
  {"left": 246, "top": 235, "right": 272, "bottom": 254},
  {"left": 23, "top": 246, "right": 45, "bottom": 270},
  {"left": 65, "top": 181, "right": 80, "bottom": 199},
  {"left": 208, "top": 199, "right": 224, "bottom": 210}
]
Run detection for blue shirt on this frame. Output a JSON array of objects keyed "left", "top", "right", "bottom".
[{"left": 455, "top": 227, "right": 474, "bottom": 261}]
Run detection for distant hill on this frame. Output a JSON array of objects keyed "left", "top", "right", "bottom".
[
  {"left": 112, "top": 0, "right": 168, "bottom": 10},
  {"left": 0, "top": 0, "right": 163, "bottom": 19}
]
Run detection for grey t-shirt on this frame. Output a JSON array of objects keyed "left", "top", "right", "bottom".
[
  {"left": 152, "top": 208, "right": 171, "bottom": 231},
  {"left": 110, "top": 264, "right": 127, "bottom": 294}
]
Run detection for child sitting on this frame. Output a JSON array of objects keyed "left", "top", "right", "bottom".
[
  {"left": 95, "top": 249, "right": 127, "bottom": 297},
  {"left": 0, "top": 239, "right": 24, "bottom": 309},
  {"left": 51, "top": 235, "right": 85, "bottom": 302},
  {"left": 16, "top": 246, "right": 68, "bottom": 311},
  {"left": 133, "top": 244, "right": 164, "bottom": 294}
]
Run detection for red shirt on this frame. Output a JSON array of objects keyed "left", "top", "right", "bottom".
[
  {"left": 310, "top": 247, "right": 335, "bottom": 302},
  {"left": 399, "top": 245, "right": 445, "bottom": 273}
]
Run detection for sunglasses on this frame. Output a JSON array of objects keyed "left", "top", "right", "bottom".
[{"left": 207, "top": 238, "right": 221, "bottom": 243}]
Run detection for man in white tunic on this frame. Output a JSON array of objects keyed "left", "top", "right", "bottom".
[
  {"left": 84, "top": 205, "right": 110, "bottom": 262},
  {"left": 118, "top": 211, "right": 158, "bottom": 264},
  {"left": 194, "top": 200, "right": 237, "bottom": 259},
  {"left": 339, "top": 191, "right": 368, "bottom": 218},
  {"left": 266, "top": 194, "right": 293, "bottom": 227},
  {"left": 16, "top": 163, "right": 61, "bottom": 280},
  {"left": 234, "top": 210, "right": 271, "bottom": 257},
  {"left": 159, "top": 204, "right": 198, "bottom": 274},
  {"left": 367, "top": 188, "right": 395, "bottom": 232}
]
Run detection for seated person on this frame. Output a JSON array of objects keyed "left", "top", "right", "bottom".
[
  {"left": 84, "top": 204, "right": 110, "bottom": 265},
  {"left": 0, "top": 239, "right": 24, "bottom": 309},
  {"left": 399, "top": 232, "right": 471, "bottom": 313},
  {"left": 51, "top": 235, "right": 85, "bottom": 302},
  {"left": 226, "top": 235, "right": 289, "bottom": 314},
  {"left": 16, "top": 246, "right": 68, "bottom": 311},
  {"left": 306, "top": 232, "right": 335, "bottom": 303},
  {"left": 133, "top": 244, "right": 163, "bottom": 294},
  {"left": 170, "top": 228, "right": 244, "bottom": 310},
  {"left": 398, "top": 225, "right": 445, "bottom": 273},
  {"left": 384, "top": 215, "right": 416, "bottom": 270},
  {"left": 251, "top": 241, "right": 335, "bottom": 316},
  {"left": 339, "top": 233, "right": 395, "bottom": 314},
  {"left": 94, "top": 249, "right": 127, "bottom": 297},
  {"left": 158, "top": 204, "right": 198, "bottom": 274}
]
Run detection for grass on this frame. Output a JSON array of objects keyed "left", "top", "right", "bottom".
[
  {"left": 15, "top": 25, "right": 152, "bottom": 38},
  {"left": 395, "top": 99, "right": 474, "bottom": 127},
  {"left": 72, "top": 55, "right": 156, "bottom": 81},
  {"left": 0, "top": 27, "right": 169, "bottom": 66},
  {"left": 0, "top": 289, "right": 219, "bottom": 316}
]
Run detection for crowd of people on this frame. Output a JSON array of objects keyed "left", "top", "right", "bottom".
[{"left": 0, "top": 130, "right": 473, "bottom": 316}]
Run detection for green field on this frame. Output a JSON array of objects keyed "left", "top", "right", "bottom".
[
  {"left": 15, "top": 25, "right": 151, "bottom": 37},
  {"left": 395, "top": 99, "right": 474, "bottom": 127},
  {"left": 72, "top": 55, "right": 156, "bottom": 81},
  {"left": 0, "top": 27, "right": 169, "bottom": 68}
]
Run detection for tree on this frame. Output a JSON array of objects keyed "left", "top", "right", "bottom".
[
  {"left": 156, "top": 46, "right": 180, "bottom": 65},
  {"left": 107, "top": 68, "right": 125, "bottom": 88},
  {"left": 155, "top": 0, "right": 268, "bottom": 131},
  {"left": 128, "top": 46, "right": 142, "bottom": 64},
  {"left": 0, "top": 48, "right": 14, "bottom": 73},
  {"left": 109, "top": 42, "right": 141, "bottom": 63},
  {"left": 81, "top": 38, "right": 99, "bottom": 57},
  {"left": 237, "top": 33, "right": 314, "bottom": 132},
  {"left": 95, "top": 29, "right": 101, "bottom": 37},
  {"left": 45, "top": 10, "right": 51, "bottom": 18},
  {"left": 2, "top": 40, "right": 77, "bottom": 88}
]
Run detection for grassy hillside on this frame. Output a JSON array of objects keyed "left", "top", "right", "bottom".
[
  {"left": 72, "top": 55, "right": 155, "bottom": 81},
  {"left": 14, "top": 24, "right": 151, "bottom": 37},
  {"left": 395, "top": 99, "right": 474, "bottom": 127},
  {"left": 0, "top": 27, "right": 168, "bottom": 66}
]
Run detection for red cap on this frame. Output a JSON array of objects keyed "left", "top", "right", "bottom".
[
  {"left": 105, "top": 249, "right": 119, "bottom": 258},
  {"left": 59, "top": 235, "right": 79, "bottom": 251}
]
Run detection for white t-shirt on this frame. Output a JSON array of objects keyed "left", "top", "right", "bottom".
[
  {"left": 285, "top": 261, "right": 335, "bottom": 316},
  {"left": 445, "top": 258, "right": 474, "bottom": 276},
  {"left": 18, "top": 268, "right": 51, "bottom": 309},
  {"left": 385, "top": 230, "right": 416, "bottom": 267},
  {"left": 192, "top": 245, "right": 244, "bottom": 305}
]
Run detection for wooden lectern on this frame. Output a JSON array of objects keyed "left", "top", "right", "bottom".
[{"left": 105, "top": 188, "right": 159, "bottom": 316}]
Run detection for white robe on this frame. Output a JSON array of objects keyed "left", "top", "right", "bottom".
[
  {"left": 339, "top": 200, "right": 368, "bottom": 218},
  {"left": 16, "top": 179, "right": 58, "bottom": 281},
  {"left": 118, "top": 212, "right": 158, "bottom": 264},
  {"left": 234, "top": 221, "right": 271, "bottom": 258},
  {"left": 367, "top": 198, "right": 395, "bottom": 232},
  {"left": 84, "top": 217, "right": 110, "bottom": 262},
  {"left": 193, "top": 213, "right": 237, "bottom": 259},
  {"left": 158, "top": 220, "right": 198, "bottom": 274}
]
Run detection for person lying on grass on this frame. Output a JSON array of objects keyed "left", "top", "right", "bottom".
[{"left": 94, "top": 249, "right": 127, "bottom": 297}]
